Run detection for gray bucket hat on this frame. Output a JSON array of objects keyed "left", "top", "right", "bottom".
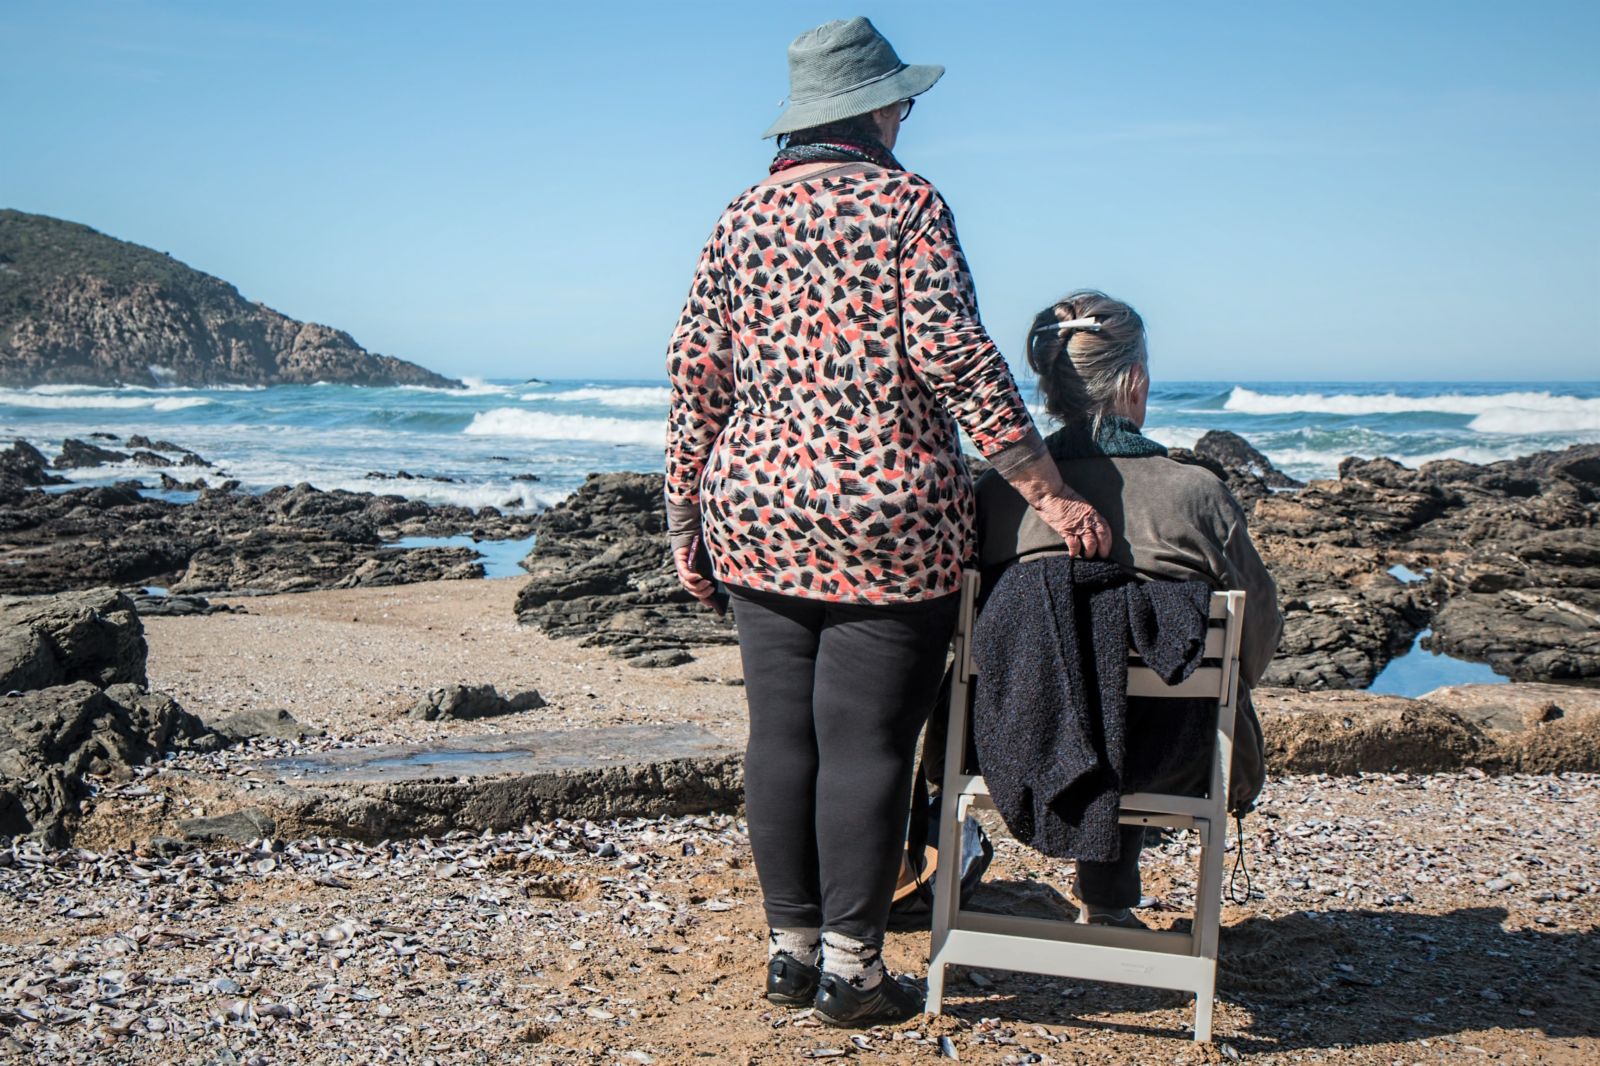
[{"left": 764, "top": 17, "right": 944, "bottom": 139}]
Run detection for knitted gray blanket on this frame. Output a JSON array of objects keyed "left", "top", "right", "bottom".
[{"left": 972, "top": 556, "right": 1211, "bottom": 862}]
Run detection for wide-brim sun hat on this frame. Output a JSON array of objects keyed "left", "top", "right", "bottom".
[{"left": 764, "top": 16, "right": 944, "bottom": 139}]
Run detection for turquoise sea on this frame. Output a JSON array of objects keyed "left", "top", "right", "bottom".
[{"left": 4, "top": 379, "right": 1597, "bottom": 512}]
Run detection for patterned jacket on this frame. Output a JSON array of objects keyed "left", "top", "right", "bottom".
[{"left": 665, "top": 165, "right": 1045, "bottom": 604}]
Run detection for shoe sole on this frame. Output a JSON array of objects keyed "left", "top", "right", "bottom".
[
  {"left": 815, "top": 1005, "right": 922, "bottom": 1029},
  {"left": 765, "top": 990, "right": 816, "bottom": 1008}
]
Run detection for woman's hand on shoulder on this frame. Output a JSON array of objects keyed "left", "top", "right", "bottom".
[
  {"left": 1002, "top": 452, "right": 1113, "bottom": 558},
  {"left": 1034, "top": 493, "right": 1112, "bottom": 559}
]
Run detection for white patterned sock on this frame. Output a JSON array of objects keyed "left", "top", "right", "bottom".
[
  {"left": 768, "top": 926, "right": 820, "bottom": 966},
  {"left": 821, "top": 930, "right": 884, "bottom": 991}
]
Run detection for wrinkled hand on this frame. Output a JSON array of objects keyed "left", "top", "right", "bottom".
[
  {"left": 673, "top": 543, "right": 717, "bottom": 604},
  {"left": 1036, "top": 494, "right": 1112, "bottom": 558}
]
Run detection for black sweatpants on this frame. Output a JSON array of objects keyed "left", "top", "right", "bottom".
[{"left": 731, "top": 584, "right": 959, "bottom": 945}]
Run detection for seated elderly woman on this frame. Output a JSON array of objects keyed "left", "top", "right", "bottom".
[{"left": 971, "top": 289, "right": 1282, "bottom": 928}]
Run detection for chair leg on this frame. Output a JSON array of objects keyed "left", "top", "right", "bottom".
[
  {"left": 927, "top": 791, "right": 969, "bottom": 1015},
  {"left": 926, "top": 957, "right": 946, "bottom": 1013},
  {"left": 1193, "top": 980, "right": 1214, "bottom": 1042}
]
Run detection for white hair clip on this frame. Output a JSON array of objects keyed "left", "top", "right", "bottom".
[{"left": 1032, "top": 316, "right": 1102, "bottom": 335}]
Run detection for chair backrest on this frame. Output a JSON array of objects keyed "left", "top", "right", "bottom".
[
  {"left": 950, "top": 570, "right": 1247, "bottom": 812},
  {"left": 954, "top": 571, "right": 1245, "bottom": 697}
]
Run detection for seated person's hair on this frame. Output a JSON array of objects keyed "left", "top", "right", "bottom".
[{"left": 1027, "top": 291, "right": 1147, "bottom": 433}]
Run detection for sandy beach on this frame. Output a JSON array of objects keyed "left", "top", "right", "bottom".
[
  {"left": 1, "top": 578, "right": 1595, "bottom": 1064},
  {"left": 141, "top": 578, "right": 749, "bottom": 748}
]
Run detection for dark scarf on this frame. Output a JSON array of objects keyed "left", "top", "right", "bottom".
[
  {"left": 1045, "top": 415, "right": 1166, "bottom": 461},
  {"left": 769, "top": 135, "right": 902, "bottom": 174}
]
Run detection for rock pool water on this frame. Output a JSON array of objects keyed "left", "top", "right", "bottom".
[
  {"left": 386, "top": 534, "right": 535, "bottom": 578},
  {"left": 1368, "top": 628, "right": 1507, "bottom": 697}
]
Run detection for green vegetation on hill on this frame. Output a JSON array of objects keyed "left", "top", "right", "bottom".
[{"left": 0, "top": 210, "right": 239, "bottom": 320}]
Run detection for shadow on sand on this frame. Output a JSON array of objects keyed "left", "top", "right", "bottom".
[{"left": 940, "top": 880, "right": 1599, "bottom": 1051}]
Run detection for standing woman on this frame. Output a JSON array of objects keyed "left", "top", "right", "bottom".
[{"left": 664, "top": 17, "right": 1109, "bottom": 1027}]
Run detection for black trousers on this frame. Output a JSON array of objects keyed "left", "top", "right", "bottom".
[
  {"left": 731, "top": 584, "right": 959, "bottom": 945},
  {"left": 1076, "top": 826, "right": 1146, "bottom": 908}
]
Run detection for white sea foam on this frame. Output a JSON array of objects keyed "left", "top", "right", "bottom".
[
  {"left": 463, "top": 408, "right": 664, "bottom": 447},
  {"left": 1262, "top": 442, "right": 1560, "bottom": 478},
  {"left": 1142, "top": 425, "right": 1203, "bottom": 451},
  {"left": 1466, "top": 408, "right": 1600, "bottom": 435},
  {"left": 302, "top": 476, "right": 567, "bottom": 512},
  {"left": 399, "top": 376, "right": 514, "bottom": 396},
  {"left": 1224, "top": 386, "right": 1600, "bottom": 424},
  {"left": 0, "top": 389, "right": 213, "bottom": 412},
  {"left": 540, "top": 385, "right": 672, "bottom": 408}
]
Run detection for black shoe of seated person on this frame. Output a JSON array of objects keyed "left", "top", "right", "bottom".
[
  {"left": 766, "top": 952, "right": 821, "bottom": 1007},
  {"left": 815, "top": 971, "right": 925, "bottom": 1028}
]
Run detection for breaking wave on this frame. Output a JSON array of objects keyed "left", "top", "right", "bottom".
[
  {"left": 462, "top": 408, "right": 664, "bottom": 446},
  {"left": 0, "top": 388, "right": 213, "bottom": 412},
  {"left": 1224, "top": 386, "right": 1600, "bottom": 428},
  {"left": 539, "top": 385, "right": 672, "bottom": 408},
  {"left": 398, "top": 376, "right": 514, "bottom": 396}
]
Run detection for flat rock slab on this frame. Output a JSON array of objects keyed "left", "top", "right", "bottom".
[
  {"left": 174, "top": 723, "right": 750, "bottom": 841},
  {"left": 264, "top": 724, "right": 731, "bottom": 785},
  {"left": 1420, "top": 681, "right": 1600, "bottom": 733}
]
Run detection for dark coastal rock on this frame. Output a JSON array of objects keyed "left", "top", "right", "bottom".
[
  {"left": 126, "top": 434, "right": 211, "bottom": 467},
  {"left": 157, "top": 473, "right": 209, "bottom": 492},
  {"left": 1242, "top": 443, "right": 1600, "bottom": 688},
  {"left": 176, "top": 541, "right": 483, "bottom": 595},
  {"left": 1253, "top": 539, "right": 1429, "bottom": 689},
  {"left": 131, "top": 592, "right": 234, "bottom": 617},
  {"left": 0, "top": 681, "right": 222, "bottom": 844},
  {"left": 0, "top": 463, "right": 537, "bottom": 596},
  {"left": 209, "top": 706, "right": 322, "bottom": 741},
  {"left": 127, "top": 435, "right": 185, "bottom": 453},
  {"left": 1427, "top": 587, "right": 1600, "bottom": 683},
  {"left": 0, "top": 589, "right": 227, "bottom": 844},
  {"left": 0, "top": 209, "right": 459, "bottom": 389},
  {"left": 52, "top": 437, "right": 129, "bottom": 469},
  {"left": 1195, "top": 429, "right": 1303, "bottom": 489},
  {"left": 514, "top": 473, "right": 736, "bottom": 661},
  {"left": 1251, "top": 474, "right": 1452, "bottom": 548},
  {"left": 0, "top": 441, "right": 66, "bottom": 486},
  {"left": 0, "top": 588, "right": 148, "bottom": 691},
  {"left": 365, "top": 470, "right": 460, "bottom": 484},
  {"left": 630, "top": 650, "right": 696, "bottom": 669},
  {"left": 130, "top": 449, "right": 173, "bottom": 467},
  {"left": 406, "top": 684, "right": 547, "bottom": 722}
]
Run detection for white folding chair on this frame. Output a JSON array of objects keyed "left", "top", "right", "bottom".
[{"left": 926, "top": 570, "right": 1247, "bottom": 1042}]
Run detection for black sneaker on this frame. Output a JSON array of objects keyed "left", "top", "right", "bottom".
[
  {"left": 766, "top": 952, "right": 821, "bottom": 1007},
  {"left": 815, "top": 972, "right": 925, "bottom": 1028}
]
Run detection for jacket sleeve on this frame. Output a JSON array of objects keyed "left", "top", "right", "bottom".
[
  {"left": 1218, "top": 506, "right": 1283, "bottom": 688},
  {"left": 899, "top": 187, "right": 1046, "bottom": 477},
  {"left": 664, "top": 229, "right": 735, "bottom": 550}
]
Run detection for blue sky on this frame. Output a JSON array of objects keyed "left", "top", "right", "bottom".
[{"left": 3, "top": 1, "right": 1596, "bottom": 382}]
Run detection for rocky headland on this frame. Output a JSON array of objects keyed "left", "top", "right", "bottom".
[{"left": 0, "top": 210, "right": 458, "bottom": 388}]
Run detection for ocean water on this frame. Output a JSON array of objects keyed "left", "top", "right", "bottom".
[{"left": 3, "top": 379, "right": 1598, "bottom": 513}]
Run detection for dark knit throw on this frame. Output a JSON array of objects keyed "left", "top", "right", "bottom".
[{"left": 971, "top": 557, "right": 1212, "bottom": 862}]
